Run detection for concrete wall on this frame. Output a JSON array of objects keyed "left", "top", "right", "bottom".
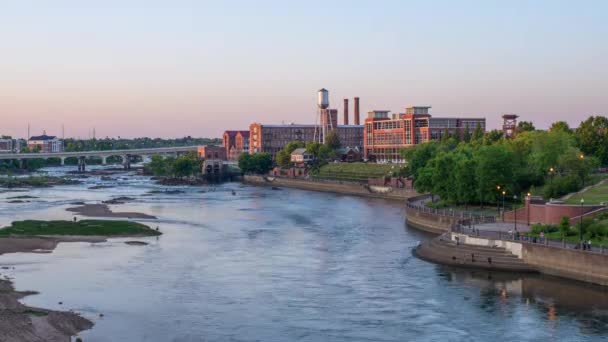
[
  {"left": 450, "top": 232, "right": 608, "bottom": 286},
  {"left": 504, "top": 200, "right": 604, "bottom": 225},
  {"left": 404, "top": 205, "right": 457, "bottom": 234},
  {"left": 451, "top": 233, "right": 523, "bottom": 258},
  {"left": 522, "top": 243, "right": 608, "bottom": 286},
  {"left": 244, "top": 175, "right": 416, "bottom": 201}
]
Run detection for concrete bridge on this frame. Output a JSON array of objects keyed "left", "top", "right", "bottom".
[{"left": 0, "top": 146, "right": 198, "bottom": 171}]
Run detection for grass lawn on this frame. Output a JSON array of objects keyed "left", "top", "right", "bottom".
[
  {"left": 565, "top": 179, "right": 608, "bottom": 205},
  {"left": 315, "top": 163, "right": 404, "bottom": 182},
  {"left": 0, "top": 220, "right": 161, "bottom": 237},
  {"left": 527, "top": 230, "right": 608, "bottom": 248}
]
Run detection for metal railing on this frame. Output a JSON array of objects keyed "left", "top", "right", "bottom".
[
  {"left": 450, "top": 223, "right": 608, "bottom": 255},
  {"left": 406, "top": 202, "right": 497, "bottom": 225}
]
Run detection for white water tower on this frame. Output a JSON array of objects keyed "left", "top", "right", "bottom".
[{"left": 317, "top": 88, "right": 329, "bottom": 109}]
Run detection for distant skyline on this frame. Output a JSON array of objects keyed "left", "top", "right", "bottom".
[{"left": 2, "top": 0, "right": 607, "bottom": 138}]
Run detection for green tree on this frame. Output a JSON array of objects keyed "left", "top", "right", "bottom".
[
  {"left": 475, "top": 144, "right": 514, "bottom": 205},
  {"left": 148, "top": 155, "right": 169, "bottom": 176},
  {"left": 549, "top": 121, "right": 572, "bottom": 134},
  {"left": 517, "top": 121, "right": 536, "bottom": 133},
  {"left": 317, "top": 144, "right": 335, "bottom": 163},
  {"left": 306, "top": 142, "right": 322, "bottom": 157},
  {"left": 463, "top": 124, "right": 471, "bottom": 143},
  {"left": 400, "top": 141, "right": 439, "bottom": 179},
  {"left": 482, "top": 130, "right": 503, "bottom": 145},
  {"left": 472, "top": 122, "right": 484, "bottom": 143},
  {"left": 239, "top": 153, "right": 273, "bottom": 174},
  {"left": 575, "top": 116, "right": 608, "bottom": 165},
  {"left": 325, "top": 131, "right": 341, "bottom": 150},
  {"left": 276, "top": 150, "right": 291, "bottom": 168}
]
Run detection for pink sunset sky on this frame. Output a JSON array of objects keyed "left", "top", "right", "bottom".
[{"left": 1, "top": 1, "right": 607, "bottom": 139}]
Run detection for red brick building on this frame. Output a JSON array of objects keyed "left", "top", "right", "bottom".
[
  {"left": 364, "top": 106, "right": 485, "bottom": 162},
  {"left": 197, "top": 145, "right": 226, "bottom": 160},
  {"left": 223, "top": 130, "right": 250, "bottom": 160},
  {"left": 249, "top": 123, "right": 363, "bottom": 157},
  {"left": 27, "top": 133, "right": 63, "bottom": 153}
]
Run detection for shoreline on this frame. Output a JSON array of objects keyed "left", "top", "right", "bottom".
[
  {"left": 243, "top": 175, "right": 417, "bottom": 201},
  {"left": 0, "top": 277, "right": 93, "bottom": 342}
]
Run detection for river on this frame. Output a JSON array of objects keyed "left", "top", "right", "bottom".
[{"left": 1, "top": 167, "right": 608, "bottom": 341}]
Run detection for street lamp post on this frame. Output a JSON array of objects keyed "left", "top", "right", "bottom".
[
  {"left": 549, "top": 167, "right": 555, "bottom": 188},
  {"left": 514, "top": 195, "right": 518, "bottom": 232},
  {"left": 526, "top": 192, "right": 531, "bottom": 226},
  {"left": 580, "top": 198, "right": 585, "bottom": 244},
  {"left": 580, "top": 154, "right": 585, "bottom": 188},
  {"left": 502, "top": 190, "right": 506, "bottom": 222},
  {"left": 496, "top": 185, "right": 501, "bottom": 215}
]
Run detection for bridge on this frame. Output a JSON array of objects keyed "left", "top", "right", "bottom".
[{"left": 0, "top": 146, "right": 198, "bottom": 171}]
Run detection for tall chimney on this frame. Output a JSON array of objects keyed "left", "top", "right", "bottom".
[
  {"left": 343, "top": 98, "right": 349, "bottom": 125},
  {"left": 354, "top": 97, "right": 360, "bottom": 125}
]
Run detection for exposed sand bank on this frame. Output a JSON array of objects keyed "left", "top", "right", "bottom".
[
  {"left": 67, "top": 203, "right": 156, "bottom": 219},
  {"left": 0, "top": 276, "right": 93, "bottom": 341},
  {"left": 0, "top": 236, "right": 107, "bottom": 255}
]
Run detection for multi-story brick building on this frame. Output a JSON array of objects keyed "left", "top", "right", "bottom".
[
  {"left": 197, "top": 145, "right": 226, "bottom": 160},
  {"left": 0, "top": 139, "right": 15, "bottom": 153},
  {"left": 27, "top": 133, "right": 63, "bottom": 153},
  {"left": 364, "top": 106, "right": 485, "bottom": 162},
  {"left": 249, "top": 123, "right": 364, "bottom": 157},
  {"left": 223, "top": 130, "right": 250, "bottom": 160}
]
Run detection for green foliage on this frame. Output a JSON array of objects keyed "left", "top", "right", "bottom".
[
  {"left": 306, "top": 142, "right": 322, "bottom": 156},
  {"left": 550, "top": 121, "right": 572, "bottom": 134},
  {"left": 575, "top": 116, "right": 608, "bottom": 165},
  {"left": 405, "top": 117, "right": 606, "bottom": 206},
  {"left": 0, "top": 220, "right": 161, "bottom": 237},
  {"left": 517, "top": 121, "right": 536, "bottom": 133},
  {"left": 238, "top": 153, "right": 272, "bottom": 174},
  {"left": 472, "top": 122, "right": 484, "bottom": 143},
  {"left": 275, "top": 141, "right": 306, "bottom": 168},
  {"left": 482, "top": 129, "right": 503, "bottom": 145},
  {"left": 463, "top": 124, "right": 471, "bottom": 143},
  {"left": 325, "top": 131, "right": 341, "bottom": 150},
  {"left": 314, "top": 162, "right": 398, "bottom": 182},
  {"left": 145, "top": 152, "right": 201, "bottom": 178},
  {"left": 317, "top": 144, "right": 336, "bottom": 163},
  {"left": 400, "top": 141, "right": 439, "bottom": 179}
]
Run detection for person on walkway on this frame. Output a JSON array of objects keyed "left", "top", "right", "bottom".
[
  {"left": 540, "top": 231, "right": 545, "bottom": 243},
  {"left": 588, "top": 240, "right": 593, "bottom": 251}
]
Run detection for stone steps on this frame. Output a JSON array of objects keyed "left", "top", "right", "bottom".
[{"left": 415, "top": 237, "right": 538, "bottom": 273}]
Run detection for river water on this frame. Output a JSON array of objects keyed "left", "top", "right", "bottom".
[{"left": 1, "top": 167, "right": 608, "bottom": 341}]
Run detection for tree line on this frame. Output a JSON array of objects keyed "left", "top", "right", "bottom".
[{"left": 404, "top": 117, "right": 606, "bottom": 207}]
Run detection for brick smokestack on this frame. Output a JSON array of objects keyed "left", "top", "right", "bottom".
[
  {"left": 354, "top": 97, "right": 360, "bottom": 125},
  {"left": 343, "top": 98, "right": 349, "bottom": 125}
]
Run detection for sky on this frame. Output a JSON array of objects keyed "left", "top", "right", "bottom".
[{"left": 1, "top": 0, "right": 607, "bottom": 138}]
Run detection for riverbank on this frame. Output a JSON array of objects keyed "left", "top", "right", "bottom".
[
  {"left": 67, "top": 203, "right": 157, "bottom": 219},
  {"left": 0, "top": 176, "right": 80, "bottom": 189},
  {"left": 0, "top": 219, "right": 161, "bottom": 340},
  {"left": 0, "top": 277, "right": 93, "bottom": 342},
  {"left": 243, "top": 175, "right": 417, "bottom": 201}
]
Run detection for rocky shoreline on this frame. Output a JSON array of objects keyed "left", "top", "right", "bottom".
[{"left": 0, "top": 277, "right": 93, "bottom": 342}]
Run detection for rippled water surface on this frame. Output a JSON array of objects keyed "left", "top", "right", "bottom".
[{"left": 1, "top": 167, "right": 608, "bottom": 341}]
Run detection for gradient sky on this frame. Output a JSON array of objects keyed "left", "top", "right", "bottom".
[{"left": 1, "top": 0, "right": 607, "bottom": 138}]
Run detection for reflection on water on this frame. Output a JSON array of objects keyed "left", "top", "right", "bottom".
[
  {"left": 439, "top": 267, "right": 608, "bottom": 337},
  {"left": 0, "top": 166, "right": 607, "bottom": 341}
]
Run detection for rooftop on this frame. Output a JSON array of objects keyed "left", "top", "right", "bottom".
[{"left": 29, "top": 134, "right": 57, "bottom": 141}]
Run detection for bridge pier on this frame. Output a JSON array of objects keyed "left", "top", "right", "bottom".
[
  {"left": 78, "top": 157, "right": 86, "bottom": 172},
  {"left": 123, "top": 155, "right": 131, "bottom": 170},
  {"left": 60, "top": 157, "right": 66, "bottom": 166},
  {"left": 101, "top": 156, "right": 108, "bottom": 165}
]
